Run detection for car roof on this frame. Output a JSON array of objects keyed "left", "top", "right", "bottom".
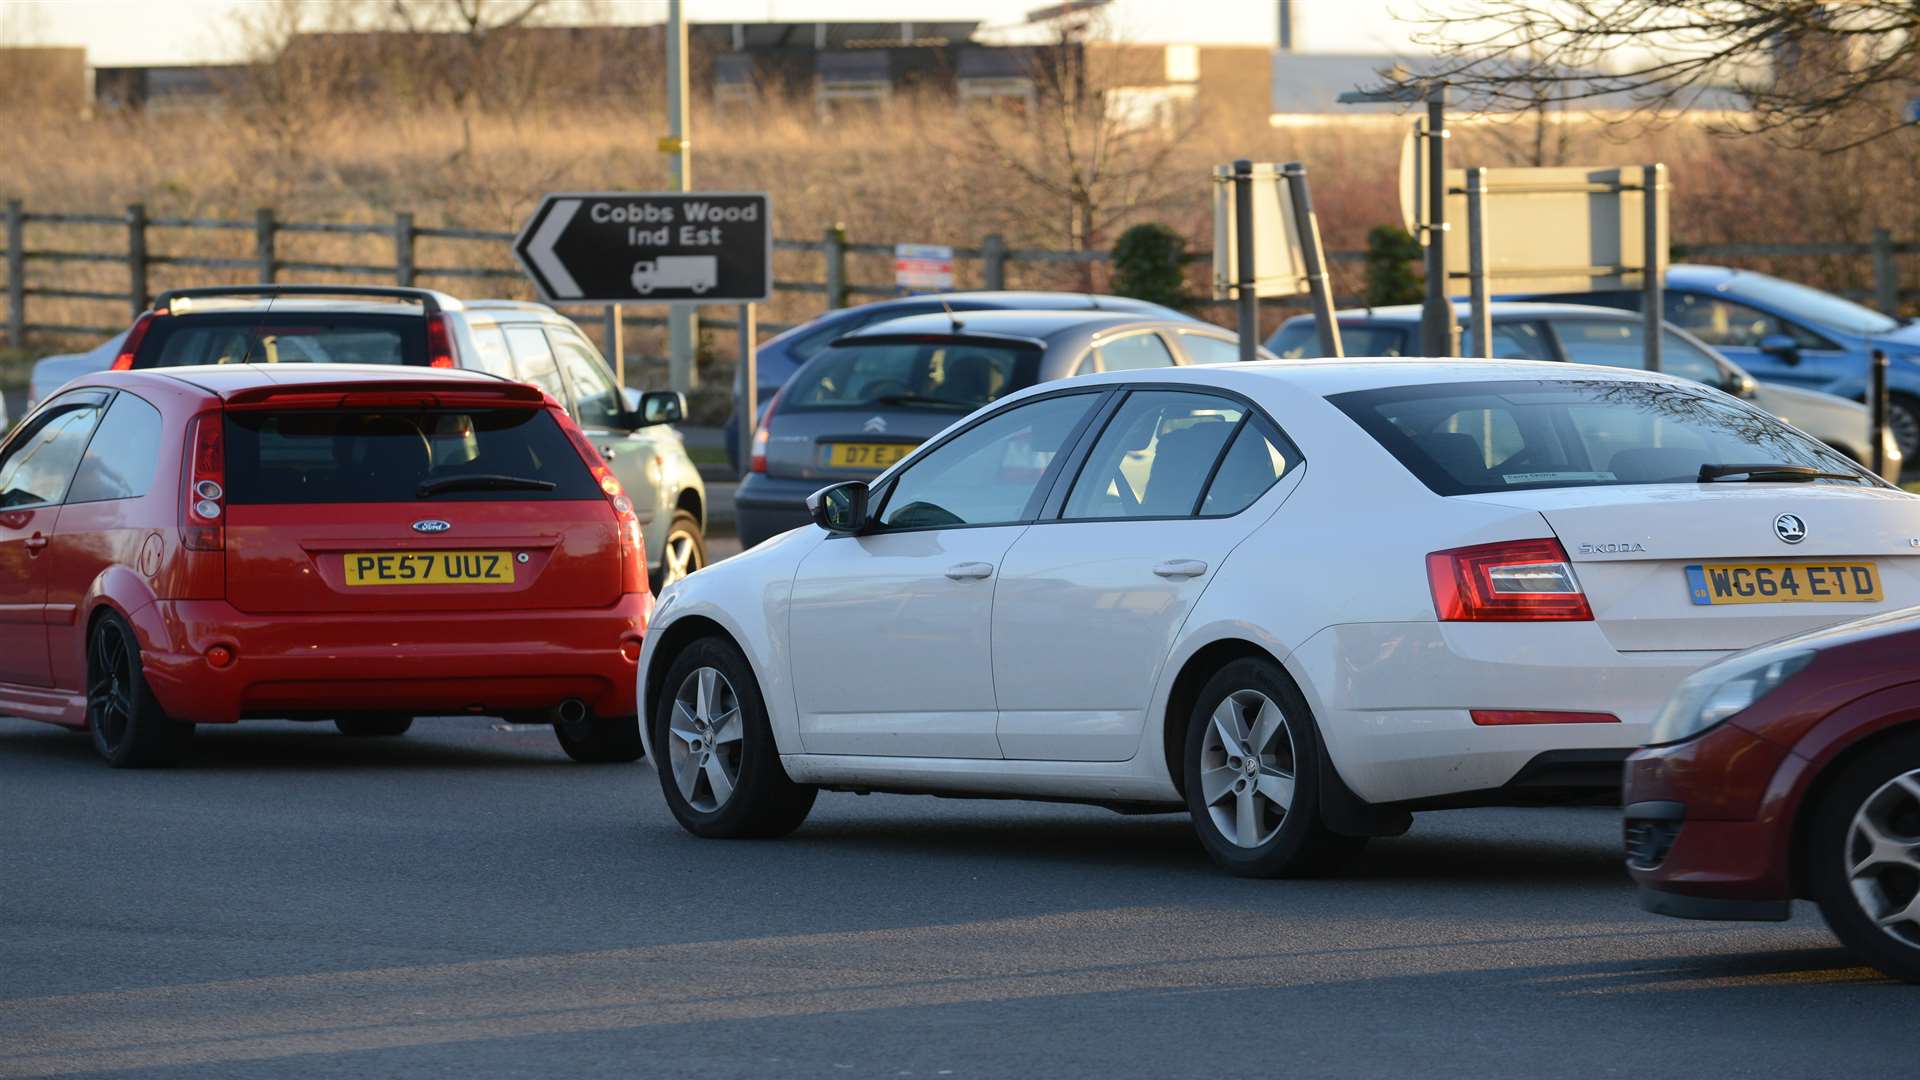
[
  {"left": 162, "top": 298, "right": 442, "bottom": 317},
  {"left": 844, "top": 309, "right": 1189, "bottom": 344},
  {"left": 1288, "top": 302, "right": 1640, "bottom": 326},
  {"left": 87, "top": 362, "right": 515, "bottom": 401},
  {"left": 1044, "top": 355, "right": 1688, "bottom": 398},
  {"left": 836, "top": 291, "right": 1185, "bottom": 317}
]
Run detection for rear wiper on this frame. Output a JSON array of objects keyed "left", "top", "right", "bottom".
[
  {"left": 1697, "top": 462, "right": 1864, "bottom": 483},
  {"left": 871, "top": 393, "right": 969, "bottom": 408},
  {"left": 417, "top": 474, "right": 558, "bottom": 497}
]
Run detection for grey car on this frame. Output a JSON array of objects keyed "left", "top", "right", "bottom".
[
  {"left": 110, "top": 285, "right": 707, "bottom": 589},
  {"left": 735, "top": 309, "right": 1270, "bottom": 547}
]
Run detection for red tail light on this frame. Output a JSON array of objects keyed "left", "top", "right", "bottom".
[
  {"left": 426, "top": 313, "right": 458, "bottom": 369},
  {"left": 749, "top": 388, "right": 782, "bottom": 474},
  {"left": 112, "top": 311, "right": 160, "bottom": 370},
  {"left": 1426, "top": 538, "right": 1591, "bottom": 622},
  {"left": 182, "top": 413, "right": 225, "bottom": 551},
  {"left": 558, "top": 412, "right": 648, "bottom": 594}
]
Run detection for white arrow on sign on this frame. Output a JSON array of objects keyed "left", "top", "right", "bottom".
[{"left": 527, "top": 198, "right": 583, "bottom": 299}]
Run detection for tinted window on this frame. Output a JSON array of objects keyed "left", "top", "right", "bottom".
[
  {"left": 68, "top": 392, "right": 163, "bottom": 503},
  {"left": 1269, "top": 322, "right": 1409, "bottom": 359},
  {"left": 1331, "top": 378, "right": 1868, "bottom": 495},
  {"left": 1201, "top": 421, "right": 1294, "bottom": 516},
  {"left": 1552, "top": 318, "right": 1727, "bottom": 386},
  {"left": 468, "top": 325, "right": 517, "bottom": 377},
  {"left": 878, "top": 393, "right": 1097, "bottom": 529},
  {"left": 1663, "top": 293, "right": 1787, "bottom": 349},
  {"left": 788, "top": 305, "right": 941, "bottom": 363},
  {"left": 1064, "top": 392, "right": 1245, "bottom": 519},
  {"left": 1464, "top": 321, "right": 1555, "bottom": 360},
  {"left": 137, "top": 313, "right": 424, "bottom": 367},
  {"left": 224, "top": 408, "right": 599, "bottom": 504},
  {"left": 0, "top": 399, "right": 103, "bottom": 507},
  {"left": 784, "top": 340, "right": 1037, "bottom": 415},
  {"left": 1178, "top": 332, "right": 1246, "bottom": 365},
  {"left": 1719, "top": 272, "right": 1898, "bottom": 335},
  {"left": 1094, "top": 332, "right": 1177, "bottom": 373},
  {"left": 553, "top": 333, "right": 623, "bottom": 429},
  {"left": 504, "top": 326, "right": 566, "bottom": 402}
]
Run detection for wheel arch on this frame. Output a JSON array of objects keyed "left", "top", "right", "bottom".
[
  {"left": 675, "top": 486, "right": 705, "bottom": 529},
  {"left": 643, "top": 614, "right": 736, "bottom": 734},
  {"left": 1788, "top": 716, "right": 1920, "bottom": 896},
  {"left": 1160, "top": 638, "right": 1286, "bottom": 799}
]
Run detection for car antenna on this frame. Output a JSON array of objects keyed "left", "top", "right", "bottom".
[{"left": 942, "top": 299, "right": 963, "bottom": 333}]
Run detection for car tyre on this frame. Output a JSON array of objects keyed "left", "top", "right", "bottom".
[
  {"left": 334, "top": 714, "right": 414, "bottom": 737},
  {"left": 1890, "top": 395, "right": 1920, "bottom": 463},
  {"left": 654, "top": 636, "right": 815, "bottom": 838},
  {"left": 553, "top": 711, "right": 646, "bottom": 764},
  {"left": 87, "top": 611, "right": 193, "bottom": 768},
  {"left": 1183, "top": 657, "right": 1366, "bottom": 878},
  {"left": 1807, "top": 733, "right": 1920, "bottom": 983},
  {"left": 654, "top": 510, "right": 706, "bottom": 591}
]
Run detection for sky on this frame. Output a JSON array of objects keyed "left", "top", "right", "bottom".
[{"left": 4, "top": 0, "right": 1424, "bottom": 66}]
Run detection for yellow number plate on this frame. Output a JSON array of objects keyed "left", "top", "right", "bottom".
[
  {"left": 824, "top": 442, "right": 915, "bottom": 469},
  {"left": 343, "top": 550, "right": 515, "bottom": 587},
  {"left": 1686, "top": 561, "right": 1881, "bottom": 606}
]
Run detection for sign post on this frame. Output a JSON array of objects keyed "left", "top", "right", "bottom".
[
  {"left": 739, "top": 303, "right": 758, "bottom": 474},
  {"left": 1233, "top": 160, "right": 1258, "bottom": 363},
  {"left": 1465, "top": 167, "right": 1491, "bottom": 359}
]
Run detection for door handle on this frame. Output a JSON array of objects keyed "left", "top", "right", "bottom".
[
  {"left": 1152, "top": 558, "right": 1208, "bottom": 579},
  {"left": 945, "top": 562, "right": 995, "bottom": 581},
  {"left": 23, "top": 533, "right": 48, "bottom": 556}
]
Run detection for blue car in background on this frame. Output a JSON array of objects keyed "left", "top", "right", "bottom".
[
  {"left": 725, "top": 291, "right": 1196, "bottom": 472},
  {"left": 1523, "top": 264, "right": 1920, "bottom": 456}
]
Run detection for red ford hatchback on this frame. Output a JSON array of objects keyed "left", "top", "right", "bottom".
[
  {"left": 0, "top": 364, "right": 651, "bottom": 767},
  {"left": 1626, "top": 606, "right": 1920, "bottom": 981}
]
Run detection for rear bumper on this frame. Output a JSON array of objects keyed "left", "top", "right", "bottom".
[
  {"left": 129, "top": 596, "right": 650, "bottom": 724},
  {"left": 735, "top": 474, "right": 822, "bottom": 547}
]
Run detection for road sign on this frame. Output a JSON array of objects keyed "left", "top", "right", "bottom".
[
  {"left": 513, "top": 191, "right": 771, "bottom": 304},
  {"left": 1439, "top": 166, "right": 1666, "bottom": 293},
  {"left": 1210, "top": 163, "right": 1306, "bottom": 300},
  {"left": 894, "top": 243, "right": 955, "bottom": 291}
]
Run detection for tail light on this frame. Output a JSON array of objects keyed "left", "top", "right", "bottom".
[
  {"left": 1426, "top": 538, "right": 1591, "bottom": 622},
  {"left": 426, "top": 313, "right": 458, "bottom": 369},
  {"left": 749, "top": 388, "right": 782, "bottom": 474},
  {"left": 112, "top": 310, "right": 161, "bottom": 370},
  {"left": 559, "top": 412, "right": 648, "bottom": 594},
  {"left": 182, "top": 413, "right": 225, "bottom": 551}
]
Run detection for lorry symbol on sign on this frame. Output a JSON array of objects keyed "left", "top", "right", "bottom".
[{"left": 632, "top": 256, "right": 717, "bottom": 296}]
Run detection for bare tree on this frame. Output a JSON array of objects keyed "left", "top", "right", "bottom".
[{"left": 1382, "top": 1, "right": 1920, "bottom": 150}]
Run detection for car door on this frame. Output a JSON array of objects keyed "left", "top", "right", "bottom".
[
  {"left": 786, "top": 390, "right": 1105, "bottom": 758},
  {"left": 1662, "top": 291, "right": 1849, "bottom": 388},
  {"left": 0, "top": 391, "right": 108, "bottom": 688},
  {"left": 992, "top": 389, "right": 1303, "bottom": 761},
  {"left": 546, "top": 327, "right": 659, "bottom": 529}
]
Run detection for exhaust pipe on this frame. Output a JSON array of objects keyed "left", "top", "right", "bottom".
[{"left": 555, "top": 699, "right": 590, "bottom": 729}]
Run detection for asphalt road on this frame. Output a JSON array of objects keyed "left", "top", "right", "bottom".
[{"left": 0, "top": 713, "right": 1911, "bottom": 1080}]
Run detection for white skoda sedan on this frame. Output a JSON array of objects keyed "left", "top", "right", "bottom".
[{"left": 636, "top": 359, "right": 1920, "bottom": 876}]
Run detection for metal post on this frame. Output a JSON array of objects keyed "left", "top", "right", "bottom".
[
  {"left": 1465, "top": 168, "right": 1491, "bottom": 358},
  {"left": 605, "top": 305, "right": 624, "bottom": 389},
  {"left": 394, "top": 211, "right": 416, "bottom": 286},
  {"left": 1421, "top": 84, "right": 1456, "bottom": 357},
  {"left": 1872, "top": 348, "right": 1890, "bottom": 479},
  {"left": 665, "top": 0, "right": 697, "bottom": 393},
  {"left": 824, "top": 223, "right": 847, "bottom": 308},
  {"left": 1282, "top": 162, "right": 1342, "bottom": 358},
  {"left": 255, "top": 208, "right": 276, "bottom": 283},
  {"left": 1232, "top": 159, "right": 1259, "bottom": 364},
  {"left": 126, "top": 203, "right": 148, "bottom": 318},
  {"left": 1873, "top": 227, "right": 1898, "bottom": 317},
  {"left": 5, "top": 200, "right": 24, "bottom": 348},
  {"left": 982, "top": 232, "right": 1007, "bottom": 291},
  {"left": 739, "top": 302, "right": 758, "bottom": 476},
  {"left": 1641, "top": 163, "right": 1667, "bottom": 374}
]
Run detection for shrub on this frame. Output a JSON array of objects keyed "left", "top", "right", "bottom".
[
  {"left": 1111, "top": 223, "right": 1193, "bottom": 311},
  {"left": 1362, "top": 225, "right": 1423, "bottom": 308}
]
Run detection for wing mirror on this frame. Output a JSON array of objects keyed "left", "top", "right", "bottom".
[
  {"left": 1757, "top": 334, "right": 1801, "bottom": 364},
  {"left": 806, "top": 481, "right": 869, "bottom": 534},
  {"left": 1729, "top": 370, "right": 1759, "bottom": 398},
  {"left": 629, "top": 390, "right": 686, "bottom": 427}
]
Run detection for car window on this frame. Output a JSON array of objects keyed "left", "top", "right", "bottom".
[
  {"left": 1063, "top": 391, "right": 1245, "bottom": 519},
  {"left": 878, "top": 393, "right": 1098, "bottom": 530},
  {"left": 1201, "top": 421, "right": 1296, "bottom": 516},
  {"left": 1552, "top": 318, "right": 1726, "bottom": 386},
  {"left": 784, "top": 340, "right": 1037, "bottom": 415},
  {"left": 1464, "top": 321, "right": 1555, "bottom": 360},
  {"left": 0, "top": 397, "right": 105, "bottom": 508},
  {"left": 1177, "top": 332, "right": 1245, "bottom": 365},
  {"left": 1663, "top": 293, "right": 1792, "bottom": 349},
  {"left": 1093, "top": 332, "right": 1178, "bottom": 373},
  {"left": 503, "top": 326, "right": 567, "bottom": 404},
  {"left": 551, "top": 332, "right": 624, "bottom": 429},
  {"left": 1268, "top": 322, "right": 1409, "bottom": 359},
  {"left": 467, "top": 324, "right": 517, "bottom": 378},
  {"left": 137, "top": 312, "right": 424, "bottom": 367},
  {"left": 791, "top": 304, "right": 942, "bottom": 363},
  {"left": 67, "top": 392, "right": 163, "bottom": 503}
]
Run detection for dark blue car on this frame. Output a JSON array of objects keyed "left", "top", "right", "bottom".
[
  {"left": 725, "top": 291, "right": 1195, "bottom": 471},
  {"left": 1524, "top": 265, "right": 1920, "bottom": 456}
]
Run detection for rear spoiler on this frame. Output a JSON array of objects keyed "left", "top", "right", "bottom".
[
  {"left": 153, "top": 285, "right": 461, "bottom": 315},
  {"left": 222, "top": 380, "right": 548, "bottom": 411}
]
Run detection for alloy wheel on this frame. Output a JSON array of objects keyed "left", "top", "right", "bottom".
[
  {"left": 1199, "top": 689, "right": 1297, "bottom": 849},
  {"left": 1892, "top": 401, "right": 1920, "bottom": 462},
  {"left": 661, "top": 528, "right": 701, "bottom": 587},
  {"left": 668, "top": 666, "right": 744, "bottom": 812},
  {"left": 1846, "top": 767, "right": 1920, "bottom": 949},
  {"left": 87, "top": 621, "right": 135, "bottom": 753}
]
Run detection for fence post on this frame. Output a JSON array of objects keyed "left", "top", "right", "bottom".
[
  {"left": 1873, "top": 227, "right": 1898, "bottom": 317},
  {"left": 5, "top": 200, "right": 23, "bottom": 348},
  {"left": 982, "top": 233, "right": 1007, "bottom": 291},
  {"left": 394, "top": 211, "right": 416, "bottom": 286},
  {"left": 824, "top": 223, "right": 846, "bottom": 309},
  {"left": 255, "top": 208, "right": 276, "bottom": 283},
  {"left": 125, "top": 203, "right": 149, "bottom": 319}
]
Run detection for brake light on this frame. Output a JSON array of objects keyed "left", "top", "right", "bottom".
[
  {"left": 749, "top": 387, "right": 781, "bottom": 474},
  {"left": 112, "top": 311, "right": 161, "bottom": 370},
  {"left": 182, "top": 413, "right": 225, "bottom": 551},
  {"left": 426, "top": 313, "right": 458, "bottom": 369},
  {"left": 558, "top": 412, "right": 648, "bottom": 594},
  {"left": 1426, "top": 538, "right": 1591, "bottom": 621}
]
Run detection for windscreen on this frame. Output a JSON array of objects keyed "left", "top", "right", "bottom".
[
  {"left": 1268, "top": 323, "right": 1409, "bottom": 359},
  {"left": 780, "top": 339, "right": 1040, "bottom": 414},
  {"left": 224, "top": 408, "right": 600, "bottom": 503},
  {"left": 137, "top": 313, "right": 426, "bottom": 367},
  {"left": 1330, "top": 378, "right": 1873, "bottom": 496}
]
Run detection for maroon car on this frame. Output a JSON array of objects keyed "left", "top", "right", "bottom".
[{"left": 1625, "top": 606, "right": 1920, "bottom": 982}]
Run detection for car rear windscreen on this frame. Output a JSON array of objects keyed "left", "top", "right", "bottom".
[
  {"left": 224, "top": 408, "right": 601, "bottom": 503},
  {"left": 780, "top": 339, "right": 1040, "bottom": 413},
  {"left": 138, "top": 312, "right": 425, "bottom": 367},
  {"left": 1269, "top": 323, "right": 1410, "bottom": 360},
  {"left": 1329, "top": 378, "right": 1874, "bottom": 495}
]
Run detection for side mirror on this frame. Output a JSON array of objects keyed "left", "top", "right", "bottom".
[
  {"left": 632, "top": 390, "right": 686, "bottom": 427},
  {"left": 621, "top": 386, "right": 643, "bottom": 413},
  {"left": 1757, "top": 334, "right": 1801, "bottom": 364},
  {"left": 806, "top": 481, "right": 869, "bottom": 534},
  {"left": 1729, "top": 370, "right": 1759, "bottom": 398}
]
